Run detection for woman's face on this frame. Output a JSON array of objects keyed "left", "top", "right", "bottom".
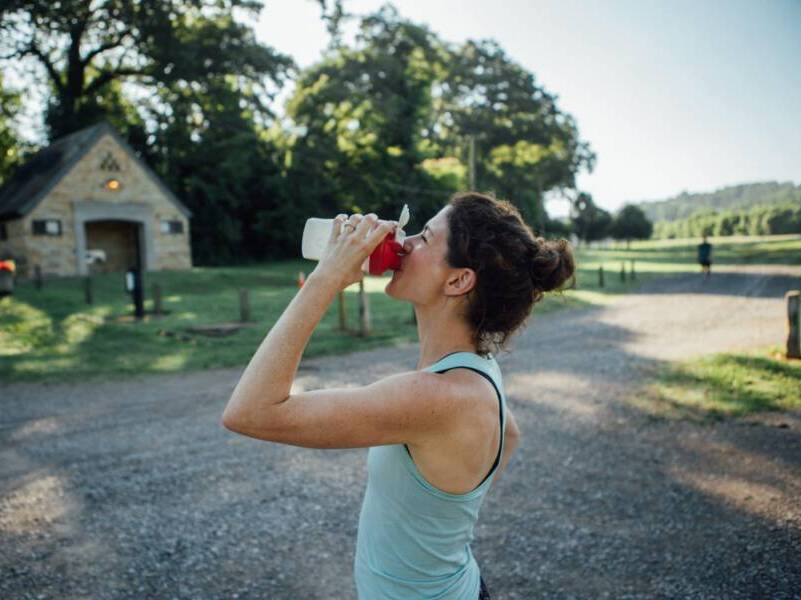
[{"left": 386, "top": 205, "right": 474, "bottom": 305}]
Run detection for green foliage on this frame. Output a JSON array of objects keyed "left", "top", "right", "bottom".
[
  {"left": 653, "top": 202, "right": 801, "bottom": 239},
  {"left": 570, "top": 192, "right": 612, "bottom": 243},
  {"left": 0, "top": 73, "right": 28, "bottom": 185},
  {"left": 0, "top": 0, "right": 293, "bottom": 139},
  {"left": 0, "top": 4, "right": 593, "bottom": 264},
  {"left": 638, "top": 181, "right": 801, "bottom": 223},
  {"left": 611, "top": 204, "right": 653, "bottom": 243},
  {"left": 434, "top": 39, "right": 595, "bottom": 230}
]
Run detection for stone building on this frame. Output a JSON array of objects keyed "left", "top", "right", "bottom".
[{"left": 0, "top": 122, "right": 192, "bottom": 278}]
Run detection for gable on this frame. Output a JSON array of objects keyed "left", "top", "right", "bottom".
[{"left": 0, "top": 122, "right": 191, "bottom": 220}]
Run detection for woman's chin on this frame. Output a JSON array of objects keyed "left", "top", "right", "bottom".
[{"left": 385, "top": 270, "right": 404, "bottom": 298}]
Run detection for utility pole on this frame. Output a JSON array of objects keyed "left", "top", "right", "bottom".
[{"left": 468, "top": 135, "right": 476, "bottom": 190}]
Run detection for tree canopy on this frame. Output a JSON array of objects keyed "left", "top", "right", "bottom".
[
  {"left": 611, "top": 205, "right": 653, "bottom": 245},
  {"left": 0, "top": 3, "right": 595, "bottom": 264}
]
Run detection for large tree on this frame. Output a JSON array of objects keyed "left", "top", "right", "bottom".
[
  {"left": 286, "top": 7, "right": 595, "bottom": 233},
  {"left": 571, "top": 192, "right": 611, "bottom": 244},
  {"left": 434, "top": 39, "right": 596, "bottom": 230},
  {"left": 283, "top": 5, "right": 451, "bottom": 231},
  {"left": 0, "top": 0, "right": 293, "bottom": 139},
  {"left": 611, "top": 204, "right": 653, "bottom": 247}
]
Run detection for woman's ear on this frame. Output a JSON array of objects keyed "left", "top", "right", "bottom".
[{"left": 445, "top": 268, "right": 476, "bottom": 297}]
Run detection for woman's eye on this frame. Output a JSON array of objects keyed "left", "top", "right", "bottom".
[{"left": 421, "top": 234, "right": 427, "bottom": 243}]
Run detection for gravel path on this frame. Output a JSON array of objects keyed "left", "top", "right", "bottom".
[{"left": 1, "top": 265, "right": 800, "bottom": 599}]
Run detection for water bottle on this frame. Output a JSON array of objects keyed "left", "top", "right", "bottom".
[{"left": 302, "top": 205, "right": 410, "bottom": 275}]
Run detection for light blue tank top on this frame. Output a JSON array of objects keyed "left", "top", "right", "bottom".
[{"left": 354, "top": 351, "right": 507, "bottom": 599}]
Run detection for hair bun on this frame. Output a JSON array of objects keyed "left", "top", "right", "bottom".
[{"left": 529, "top": 238, "right": 575, "bottom": 293}]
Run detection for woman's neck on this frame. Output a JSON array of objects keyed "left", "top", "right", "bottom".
[{"left": 414, "top": 301, "right": 478, "bottom": 370}]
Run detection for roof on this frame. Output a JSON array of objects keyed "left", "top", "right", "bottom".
[{"left": 0, "top": 122, "right": 191, "bottom": 220}]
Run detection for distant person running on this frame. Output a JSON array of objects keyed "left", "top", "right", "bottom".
[{"left": 697, "top": 235, "right": 712, "bottom": 279}]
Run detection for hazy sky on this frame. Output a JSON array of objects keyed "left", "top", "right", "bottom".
[{"left": 254, "top": 0, "right": 801, "bottom": 214}]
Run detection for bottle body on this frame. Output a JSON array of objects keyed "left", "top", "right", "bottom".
[{"left": 301, "top": 210, "right": 408, "bottom": 276}]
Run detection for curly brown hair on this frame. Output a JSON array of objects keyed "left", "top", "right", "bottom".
[{"left": 445, "top": 191, "right": 576, "bottom": 357}]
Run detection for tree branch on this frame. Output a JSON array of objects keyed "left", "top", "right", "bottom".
[
  {"left": 81, "top": 32, "right": 129, "bottom": 67},
  {"left": 28, "top": 39, "right": 65, "bottom": 94},
  {"left": 85, "top": 67, "right": 149, "bottom": 96}
]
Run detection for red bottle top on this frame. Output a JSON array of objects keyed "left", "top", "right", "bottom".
[{"left": 368, "top": 232, "right": 404, "bottom": 275}]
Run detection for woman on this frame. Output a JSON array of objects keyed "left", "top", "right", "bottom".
[{"left": 222, "top": 192, "right": 575, "bottom": 599}]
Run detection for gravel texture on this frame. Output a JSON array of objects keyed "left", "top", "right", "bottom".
[{"left": 1, "top": 265, "right": 800, "bottom": 599}]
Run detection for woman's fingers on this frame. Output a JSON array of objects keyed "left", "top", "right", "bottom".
[
  {"left": 353, "top": 213, "right": 378, "bottom": 240},
  {"left": 365, "top": 218, "right": 396, "bottom": 250},
  {"left": 330, "top": 214, "right": 348, "bottom": 243}
]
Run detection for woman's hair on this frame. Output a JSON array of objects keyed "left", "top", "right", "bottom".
[{"left": 444, "top": 191, "right": 576, "bottom": 357}]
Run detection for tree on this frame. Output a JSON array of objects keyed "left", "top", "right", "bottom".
[
  {"left": 0, "top": 73, "right": 29, "bottom": 185},
  {"left": 571, "top": 192, "right": 611, "bottom": 244},
  {"left": 0, "top": 0, "right": 293, "bottom": 139},
  {"left": 611, "top": 204, "right": 653, "bottom": 247},
  {"left": 283, "top": 6, "right": 451, "bottom": 232},
  {"left": 434, "top": 39, "right": 595, "bottom": 229}
]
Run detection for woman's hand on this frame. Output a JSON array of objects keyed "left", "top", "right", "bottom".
[{"left": 310, "top": 213, "right": 397, "bottom": 291}]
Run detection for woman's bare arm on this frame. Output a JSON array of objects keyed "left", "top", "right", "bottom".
[{"left": 491, "top": 408, "right": 520, "bottom": 489}]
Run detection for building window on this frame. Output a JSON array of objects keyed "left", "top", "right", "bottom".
[
  {"left": 100, "top": 152, "right": 121, "bottom": 171},
  {"left": 0, "top": 222, "right": 7, "bottom": 241},
  {"left": 32, "top": 219, "right": 62, "bottom": 236},
  {"left": 160, "top": 219, "right": 184, "bottom": 234}
]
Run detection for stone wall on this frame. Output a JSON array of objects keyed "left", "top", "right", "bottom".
[{"left": 15, "top": 133, "right": 191, "bottom": 277}]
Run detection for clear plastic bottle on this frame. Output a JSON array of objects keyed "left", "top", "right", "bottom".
[{"left": 301, "top": 205, "right": 409, "bottom": 275}]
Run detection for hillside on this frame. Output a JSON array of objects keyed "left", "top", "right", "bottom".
[{"left": 636, "top": 181, "right": 801, "bottom": 223}]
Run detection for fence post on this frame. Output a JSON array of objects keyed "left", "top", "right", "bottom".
[
  {"left": 84, "top": 276, "right": 93, "bottom": 304},
  {"left": 153, "top": 283, "right": 163, "bottom": 316},
  {"left": 787, "top": 291, "right": 800, "bottom": 359},
  {"left": 598, "top": 266, "right": 604, "bottom": 288},
  {"left": 358, "top": 279, "right": 371, "bottom": 336},
  {"left": 239, "top": 289, "right": 251, "bottom": 323},
  {"left": 630, "top": 260, "right": 636, "bottom": 281},
  {"left": 34, "top": 264, "right": 43, "bottom": 290},
  {"left": 620, "top": 262, "right": 626, "bottom": 283},
  {"left": 338, "top": 291, "right": 347, "bottom": 331}
]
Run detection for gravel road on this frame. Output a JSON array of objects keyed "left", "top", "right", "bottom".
[{"left": 1, "top": 265, "right": 800, "bottom": 599}]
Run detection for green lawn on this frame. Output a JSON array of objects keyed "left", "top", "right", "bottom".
[
  {"left": 632, "top": 346, "right": 801, "bottom": 421},
  {"left": 1, "top": 234, "right": 799, "bottom": 382}
]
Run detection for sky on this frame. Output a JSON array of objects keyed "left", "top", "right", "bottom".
[{"left": 253, "top": 0, "right": 801, "bottom": 216}]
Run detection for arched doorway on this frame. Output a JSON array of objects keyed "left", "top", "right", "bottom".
[{"left": 84, "top": 220, "right": 142, "bottom": 274}]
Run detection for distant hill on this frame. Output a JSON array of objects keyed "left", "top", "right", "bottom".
[{"left": 635, "top": 181, "right": 801, "bottom": 223}]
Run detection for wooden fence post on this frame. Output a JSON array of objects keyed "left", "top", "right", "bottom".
[
  {"left": 239, "top": 289, "right": 251, "bottom": 323},
  {"left": 630, "top": 260, "right": 636, "bottom": 281},
  {"left": 34, "top": 265, "right": 43, "bottom": 290},
  {"left": 358, "top": 279, "right": 371, "bottom": 336},
  {"left": 153, "top": 284, "right": 163, "bottom": 316},
  {"left": 598, "top": 266, "right": 604, "bottom": 288},
  {"left": 84, "top": 276, "right": 93, "bottom": 304},
  {"left": 620, "top": 263, "right": 626, "bottom": 283},
  {"left": 338, "top": 291, "right": 347, "bottom": 330},
  {"left": 787, "top": 291, "right": 800, "bottom": 359}
]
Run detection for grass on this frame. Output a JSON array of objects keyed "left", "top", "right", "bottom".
[
  {"left": 632, "top": 346, "right": 801, "bottom": 422},
  {"left": 1, "top": 234, "right": 799, "bottom": 382}
]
